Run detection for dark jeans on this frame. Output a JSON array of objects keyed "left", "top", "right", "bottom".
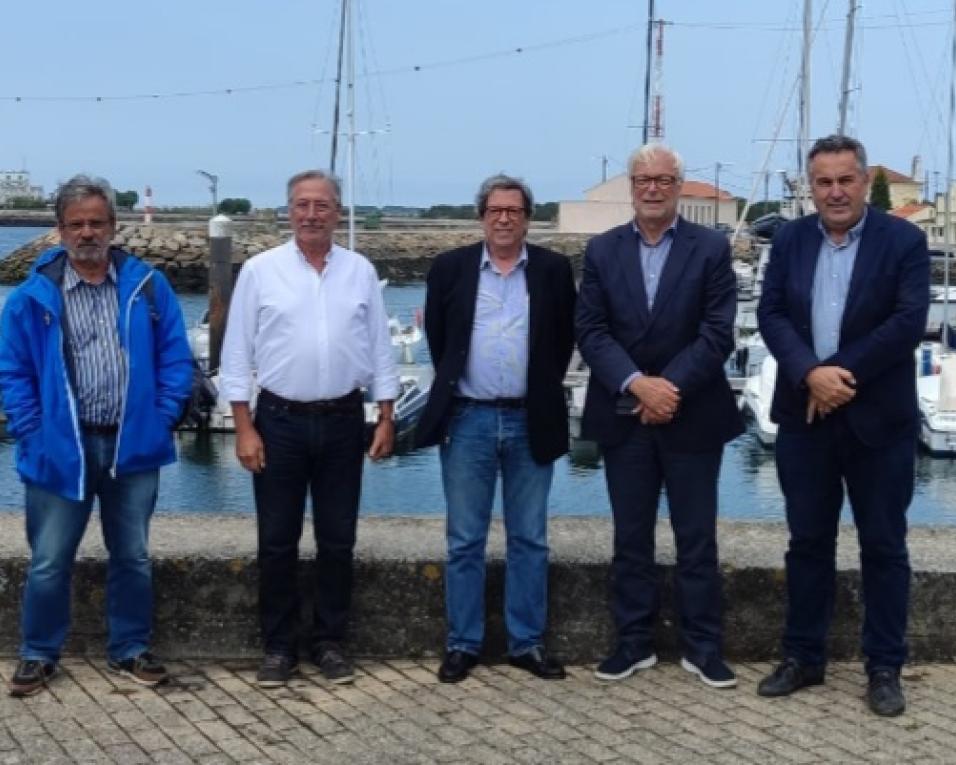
[
  {"left": 775, "top": 419, "right": 914, "bottom": 672},
  {"left": 253, "top": 396, "right": 365, "bottom": 659},
  {"left": 603, "top": 426, "right": 725, "bottom": 666}
]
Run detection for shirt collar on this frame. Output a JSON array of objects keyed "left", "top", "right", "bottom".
[
  {"left": 817, "top": 208, "right": 867, "bottom": 247},
  {"left": 292, "top": 238, "right": 337, "bottom": 267},
  {"left": 480, "top": 244, "right": 528, "bottom": 272},
  {"left": 63, "top": 258, "right": 117, "bottom": 292},
  {"left": 633, "top": 217, "right": 678, "bottom": 247}
]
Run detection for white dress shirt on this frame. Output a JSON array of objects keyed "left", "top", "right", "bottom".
[{"left": 219, "top": 239, "right": 399, "bottom": 403}]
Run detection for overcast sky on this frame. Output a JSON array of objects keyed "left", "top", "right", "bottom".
[{"left": 2, "top": 1, "right": 952, "bottom": 208}]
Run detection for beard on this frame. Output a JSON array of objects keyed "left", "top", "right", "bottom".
[{"left": 66, "top": 243, "right": 110, "bottom": 263}]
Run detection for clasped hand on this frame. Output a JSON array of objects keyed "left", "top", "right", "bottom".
[
  {"left": 805, "top": 365, "right": 856, "bottom": 424},
  {"left": 628, "top": 376, "right": 680, "bottom": 425}
]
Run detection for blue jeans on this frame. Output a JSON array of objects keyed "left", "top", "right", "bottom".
[
  {"left": 20, "top": 432, "right": 159, "bottom": 663},
  {"left": 440, "top": 402, "right": 554, "bottom": 656}
]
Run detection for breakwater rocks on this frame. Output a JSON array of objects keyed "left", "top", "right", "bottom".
[{"left": 0, "top": 223, "right": 590, "bottom": 291}]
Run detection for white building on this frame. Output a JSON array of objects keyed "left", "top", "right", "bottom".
[
  {"left": 0, "top": 170, "right": 44, "bottom": 205},
  {"left": 558, "top": 173, "right": 737, "bottom": 234}
]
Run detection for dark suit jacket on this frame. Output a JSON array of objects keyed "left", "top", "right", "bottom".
[
  {"left": 757, "top": 206, "right": 930, "bottom": 447},
  {"left": 575, "top": 218, "right": 743, "bottom": 451},
  {"left": 415, "top": 242, "right": 577, "bottom": 464}
]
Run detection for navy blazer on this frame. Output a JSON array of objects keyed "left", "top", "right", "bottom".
[
  {"left": 415, "top": 242, "right": 576, "bottom": 464},
  {"left": 757, "top": 207, "right": 930, "bottom": 447},
  {"left": 575, "top": 218, "right": 744, "bottom": 451}
]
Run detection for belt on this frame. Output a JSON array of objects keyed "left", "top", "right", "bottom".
[
  {"left": 259, "top": 388, "right": 363, "bottom": 415},
  {"left": 80, "top": 422, "right": 118, "bottom": 435},
  {"left": 454, "top": 396, "right": 526, "bottom": 409}
]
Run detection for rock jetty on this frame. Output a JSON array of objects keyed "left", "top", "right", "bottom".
[{"left": 0, "top": 223, "right": 589, "bottom": 291}]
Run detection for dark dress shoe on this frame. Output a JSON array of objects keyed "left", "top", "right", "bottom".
[
  {"left": 438, "top": 650, "right": 478, "bottom": 683},
  {"left": 508, "top": 647, "right": 566, "bottom": 680},
  {"left": 867, "top": 669, "right": 905, "bottom": 717},
  {"left": 757, "top": 657, "right": 825, "bottom": 697}
]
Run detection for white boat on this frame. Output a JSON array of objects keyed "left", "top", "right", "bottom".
[
  {"left": 916, "top": 343, "right": 956, "bottom": 456},
  {"left": 741, "top": 354, "right": 778, "bottom": 447}
]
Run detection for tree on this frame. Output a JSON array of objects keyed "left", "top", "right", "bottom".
[
  {"left": 115, "top": 190, "right": 138, "bottom": 210},
  {"left": 532, "top": 202, "right": 558, "bottom": 222},
  {"left": 4, "top": 196, "right": 46, "bottom": 209},
  {"left": 870, "top": 168, "right": 891, "bottom": 211},
  {"left": 218, "top": 198, "right": 252, "bottom": 215}
]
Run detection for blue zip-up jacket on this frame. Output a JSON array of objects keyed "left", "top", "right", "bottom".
[{"left": 0, "top": 246, "right": 193, "bottom": 500}]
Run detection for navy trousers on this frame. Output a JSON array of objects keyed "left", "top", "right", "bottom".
[
  {"left": 775, "top": 418, "right": 915, "bottom": 672},
  {"left": 603, "top": 426, "right": 725, "bottom": 666}
]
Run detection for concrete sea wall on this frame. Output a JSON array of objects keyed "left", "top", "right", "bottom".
[{"left": 1, "top": 514, "right": 955, "bottom": 662}]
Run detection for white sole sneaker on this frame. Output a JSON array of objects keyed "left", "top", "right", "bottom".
[
  {"left": 594, "top": 653, "right": 658, "bottom": 681},
  {"left": 680, "top": 657, "right": 737, "bottom": 688}
]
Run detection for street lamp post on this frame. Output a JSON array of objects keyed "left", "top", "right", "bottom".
[
  {"left": 196, "top": 170, "right": 219, "bottom": 214},
  {"left": 714, "top": 162, "right": 732, "bottom": 227}
]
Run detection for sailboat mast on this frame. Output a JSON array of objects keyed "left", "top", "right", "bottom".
[
  {"left": 642, "top": 0, "right": 655, "bottom": 145},
  {"left": 837, "top": 1, "right": 857, "bottom": 136},
  {"left": 798, "top": 0, "right": 812, "bottom": 215},
  {"left": 346, "top": 0, "right": 356, "bottom": 250},
  {"left": 944, "top": 0, "right": 955, "bottom": 350},
  {"left": 329, "top": 0, "right": 347, "bottom": 175}
]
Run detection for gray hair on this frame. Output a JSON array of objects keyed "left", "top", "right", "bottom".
[
  {"left": 286, "top": 170, "right": 341, "bottom": 205},
  {"left": 55, "top": 174, "right": 116, "bottom": 225},
  {"left": 807, "top": 134, "right": 868, "bottom": 175},
  {"left": 627, "top": 144, "right": 685, "bottom": 180},
  {"left": 475, "top": 174, "right": 533, "bottom": 217}
]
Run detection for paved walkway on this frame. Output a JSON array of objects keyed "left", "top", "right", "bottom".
[{"left": 1, "top": 658, "right": 954, "bottom": 764}]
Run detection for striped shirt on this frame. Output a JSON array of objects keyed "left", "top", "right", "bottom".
[
  {"left": 62, "top": 260, "right": 126, "bottom": 426},
  {"left": 811, "top": 212, "right": 866, "bottom": 360}
]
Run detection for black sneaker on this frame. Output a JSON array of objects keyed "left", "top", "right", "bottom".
[
  {"left": 757, "top": 657, "right": 825, "bottom": 697},
  {"left": 256, "top": 654, "right": 299, "bottom": 688},
  {"left": 8, "top": 659, "right": 58, "bottom": 697},
  {"left": 315, "top": 643, "right": 354, "bottom": 685},
  {"left": 107, "top": 651, "right": 169, "bottom": 686},
  {"left": 867, "top": 669, "right": 905, "bottom": 717},
  {"left": 594, "top": 646, "right": 657, "bottom": 681},
  {"left": 681, "top": 656, "right": 737, "bottom": 689}
]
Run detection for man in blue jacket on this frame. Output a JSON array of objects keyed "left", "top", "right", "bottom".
[{"left": 0, "top": 175, "right": 193, "bottom": 697}]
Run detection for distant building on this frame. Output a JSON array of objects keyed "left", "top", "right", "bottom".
[
  {"left": 558, "top": 173, "right": 736, "bottom": 233},
  {"left": 0, "top": 170, "right": 44, "bottom": 205},
  {"left": 867, "top": 164, "right": 922, "bottom": 209},
  {"left": 890, "top": 202, "right": 935, "bottom": 242}
]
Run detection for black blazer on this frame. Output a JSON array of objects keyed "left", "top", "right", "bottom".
[
  {"left": 575, "top": 218, "right": 744, "bottom": 451},
  {"left": 415, "top": 242, "right": 576, "bottom": 464},
  {"left": 757, "top": 207, "right": 930, "bottom": 447}
]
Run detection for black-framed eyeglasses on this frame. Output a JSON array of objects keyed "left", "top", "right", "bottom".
[{"left": 631, "top": 175, "right": 678, "bottom": 190}]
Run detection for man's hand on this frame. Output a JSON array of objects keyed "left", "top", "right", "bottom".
[
  {"left": 804, "top": 366, "right": 856, "bottom": 424},
  {"left": 231, "top": 402, "right": 266, "bottom": 472},
  {"left": 368, "top": 400, "right": 395, "bottom": 460},
  {"left": 628, "top": 375, "right": 680, "bottom": 424}
]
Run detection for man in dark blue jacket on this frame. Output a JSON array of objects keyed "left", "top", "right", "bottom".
[
  {"left": 756, "top": 135, "right": 930, "bottom": 716},
  {"left": 0, "top": 175, "right": 193, "bottom": 697},
  {"left": 576, "top": 144, "right": 743, "bottom": 689}
]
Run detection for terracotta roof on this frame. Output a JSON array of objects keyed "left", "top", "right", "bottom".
[
  {"left": 681, "top": 180, "right": 734, "bottom": 200},
  {"left": 868, "top": 165, "right": 916, "bottom": 184},
  {"left": 890, "top": 203, "right": 932, "bottom": 219}
]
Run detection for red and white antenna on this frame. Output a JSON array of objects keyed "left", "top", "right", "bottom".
[
  {"left": 649, "top": 19, "right": 665, "bottom": 142},
  {"left": 144, "top": 185, "right": 154, "bottom": 224}
]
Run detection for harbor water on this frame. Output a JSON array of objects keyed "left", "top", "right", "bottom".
[{"left": 1, "top": 226, "right": 956, "bottom": 523}]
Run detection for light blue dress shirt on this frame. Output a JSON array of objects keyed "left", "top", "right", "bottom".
[
  {"left": 811, "top": 211, "right": 866, "bottom": 360},
  {"left": 457, "top": 245, "right": 530, "bottom": 399}
]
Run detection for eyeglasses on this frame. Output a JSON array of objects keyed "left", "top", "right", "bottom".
[
  {"left": 485, "top": 206, "right": 526, "bottom": 219},
  {"left": 631, "top": 175, "right": 678, "bottom": 190},
  {"left": 62, "top": 219, "right": 110, "bottom": 233}
]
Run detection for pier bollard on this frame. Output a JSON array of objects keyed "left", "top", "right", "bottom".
[{"left": 207, "top": 214, "right": 233, "bottom": 373}]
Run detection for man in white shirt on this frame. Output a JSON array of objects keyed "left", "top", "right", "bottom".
[{"left": 220, "top": 170, "right": 398, "bottom": 688}]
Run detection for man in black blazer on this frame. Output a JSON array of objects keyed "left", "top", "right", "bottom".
[
  {"left": 576, "top": 144, "right": 743, "bottom": 689},
  {"left": 417, "top": 174, "right": 576, "bottom": 683},
  {"left": 756, "top": 135, "right": 930, "bottom": 716}
]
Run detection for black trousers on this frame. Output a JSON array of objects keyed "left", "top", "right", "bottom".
[
  {"left": 253, "top": 396, "right": 365, "bottom": 658},
  {"left": 603, "top": 426, "right": 725, "bottom": 665}
]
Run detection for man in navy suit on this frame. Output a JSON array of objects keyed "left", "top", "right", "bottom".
[
  {"left": 756, "top": 135, "right": 929, "bottom": 716},
  {"left": 576, "top": 144, "right": 743, "bottom": 688},
  {"left": 417, "top": 174, "right": 576, "bottom": 683}
]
